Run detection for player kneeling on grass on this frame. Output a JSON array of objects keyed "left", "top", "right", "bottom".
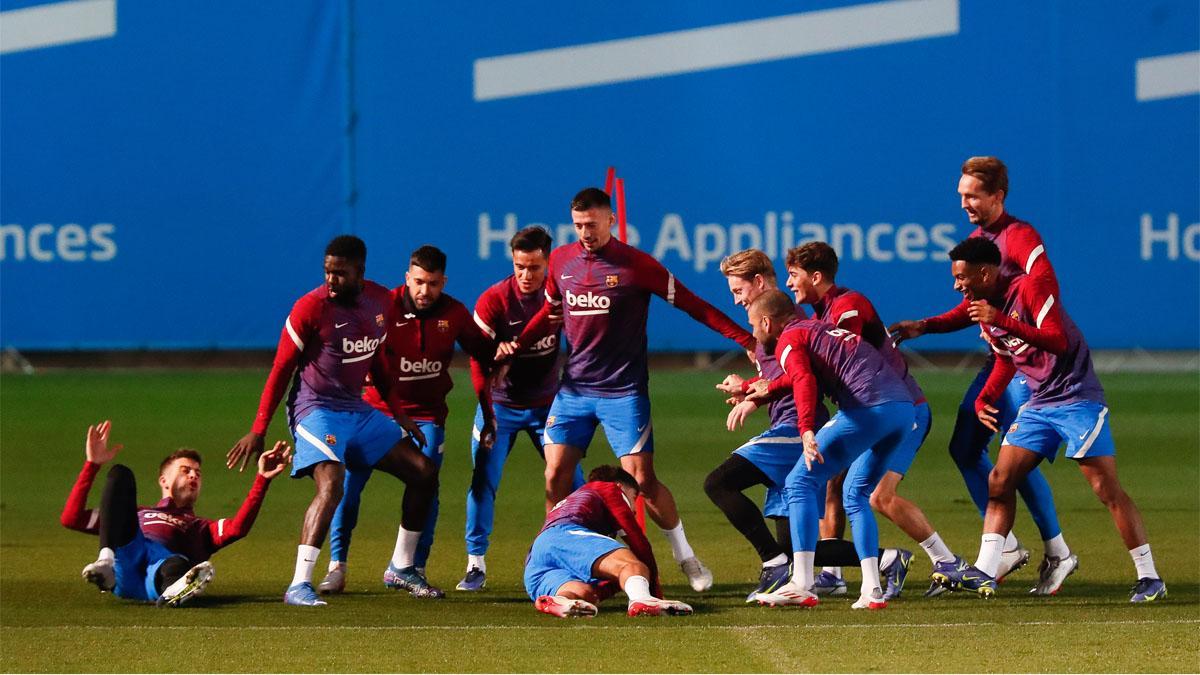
[
  {"left": 525, "top": 466, "right": 693, "bottom": 618},
  {"left": 61, "top": 421, "right": 291, "bottom": 607}
]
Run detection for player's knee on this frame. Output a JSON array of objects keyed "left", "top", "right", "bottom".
[
  {"left": 869, "top": 489, "right": 891, "bottom": 514},
  {"left": 987, "top": 467, "right": 1016, "bottom": 499},
  {"left": 702, "top": 468, "right": 725, "bottom": 501},
  {"left": 1088, "top": 473, "right": 1124, "bottom": 505},
  {"left": 106, "top": 463, "right": 135, "bottom": 485}
]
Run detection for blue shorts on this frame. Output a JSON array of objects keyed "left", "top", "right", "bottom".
[
  {"left": 882, "top": 401, "right": 932, "bottom": 475},
  {"left": 544, "top": 391, "right": 653, "bottom": 457},
  {"left": 291, "top": 407, "right": 405, "bottom": 477},
  {"left": 734, "top": 424, "right": 804, "bottom": 489},
  {"left": 523, "top": 523, "right": 624, "bottom": 600},
  {"left": 763, "top": 487, "right": 787, "bottom": 519},
  {"left": 113, "top": 531, "right": 184, "bottom": 602},
  {"left": 1003, "top": 402, "right": 1115, "bottom": 462}
]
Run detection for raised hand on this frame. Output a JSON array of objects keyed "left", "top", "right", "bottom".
[
  {"left": 257, "top": 441, "right": 294, "bottom": 479},
  {"left": 85, "top": 420, "right": 123, "bottom": 465},
  {"left": 715, "top": 373, "right": 745, "bottom": 396},
  {"left": 967, "top": 300, "right": 998, "bottom": 325}
]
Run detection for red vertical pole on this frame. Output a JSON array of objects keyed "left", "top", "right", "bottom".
[
  {"left": 615, "top": 177, "right": 628, "bottom": 244},
  {"left": 604, "top": 166, "right": 616, "bottom": 196}
]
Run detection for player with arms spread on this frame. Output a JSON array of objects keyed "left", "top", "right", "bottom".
[
  {"left": 930, "top": 238, "right": 1165, "bottom": 602},
  {"left": 526, "top": 465, "right": 693, "bottom": 618},
  {"left": 784, "top": 242, "right": 967, "bottom": 599},
  {"left": 889, "top": 157, "right": 1075, "bottom": 594},
  {"left": 458, "top": 226, "right": 583, "bottom": 591},
  {"left": 64, "top": 420, "right": 290, "bottom": 607},
  {"left": 317, "top": 245, "right": 497, "bottom": 598},
  {"left": 227, "top": 235, "right": 438, "bottom": 606},
  {"left": 745, "top": 291, "right": 915, "bottom": 610},
  {"left": 507, "top": 187, "right": 756, "bottom": 592}
]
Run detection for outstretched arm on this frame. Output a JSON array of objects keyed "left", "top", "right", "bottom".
[
  {"left": 208, "top": 442, "right": 291, "bottom": 549},
  {"left": 637, "top": 257, "right": 754, "bottom": 350},
  {"left": 601, "top": 485, "right": 662, "bottom": 596}
]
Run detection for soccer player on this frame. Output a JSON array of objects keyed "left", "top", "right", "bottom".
[
  {"left": 227, "top": 235, "right": 439, "bottom": 606},
  {"left": 507, "top": 187, "right": 756, "bottom": 591},
  {"left": 318, "top": 245, "right": 498, "bottom": 597},
  {"left": 888, "top": 156, "right": 1074, "bottom": 594},
  {"left": 709, "top": 249, "right": 897, "bottom": 602},
  {"left": 745, "top": 291, "right": 915, "bottom": 609},
  {"left": 931, "top": 238, "right": 1165, "bottom": 602},
  {"left": 526, "top": 465, "right": 693, "bottom": 618},
  {"left": 458, "top": 226, "right": 584, "bottom": 591},
  {"left": 783, "top": 242, "right": 967, "bottom": 599},
  {"left": 63, "top": 420, "right": 290, "bottom": 606}
]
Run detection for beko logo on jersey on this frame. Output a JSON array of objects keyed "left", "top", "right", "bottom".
[
  {"left": 565, "top": 289, "right": 611, "bottom": 315},
  {"left": 343, "top": 336, "right": 381, "bottom": 354},
  {"left": 398, "top": 357, "right": 443, "bottom": 374},
  {"left": 523, "top": 334, "right": 558, "bottom": 355}
]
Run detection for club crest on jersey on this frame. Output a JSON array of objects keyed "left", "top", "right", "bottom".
[
  {"left": 546, "top": 416, "right": 556, "bottom": 427},
  {"left": 436, "top": 319, "right": 450, "bottom": 333},
  {"left": 325, "top": 434, "right": 337, "bottom": 446},
  {"left": 376, "top": 313, "right": 385, "bottom": 327},
  {"left": 1010, "top": 311, "right": 1020, "bottom": 320},
  {"left": 1007, "top": 423, "right": 1018, "bottom": 435},
  {"left": 605, "top": 274, "right": 619, "bottom": 288}
]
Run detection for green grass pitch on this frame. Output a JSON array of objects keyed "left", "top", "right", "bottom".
[{"left": 1, "top": 368, "right": 1197, "bottom": 672}]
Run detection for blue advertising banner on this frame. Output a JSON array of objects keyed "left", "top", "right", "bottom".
[{"left": 2, "top": 0, "right": 1197, "bottom": 350}]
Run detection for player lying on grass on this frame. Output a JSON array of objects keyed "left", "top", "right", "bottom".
[
  {"left": 930, "top": 238, "right": 1166, "bottom": 602},
  {"left": 743, "top": 291, "right": 915, "bottom": 610},
  {"left": 525, "top": 465, "right": 693, "bottom": 618},
  {"left": 710, "top": 249, "right": 912, "bottom": 602},
  {"left": 62, "top": 420, "right": 291, "bottom": 607},
  {"left": 888, "top": 156, "right": 1074, "bottom": 595}
]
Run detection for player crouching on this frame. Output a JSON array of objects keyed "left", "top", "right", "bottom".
[
  {"left": 525, "top": 466, "right": 693, "bottom": 618},
  {"left": 62, "top": 421, "right": 290, "bottom": 607}
]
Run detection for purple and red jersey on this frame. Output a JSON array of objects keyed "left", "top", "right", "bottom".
[
  {"left": 976, "top": 274, "right": 1105, "bottom": 410},
  {"left": 364, "top": 289, "right": 493, "bottom": 426},
  {"left": 925, "top": 212, "right": 1061, "bottom": 333},
  {"left": 471, "top": 275, "right": 560, "bottom": 409},
  {"left": 774, "top": 317, "right": 913, "bottom": 434},
  {"left": 520, "top": 239, "right": 754, "bottom": 397},
  {"left": 61, "top": 461, "right": 270, "bottom": 563},
  {"left": 812, "top": 285, "right": 925, "bottom": 405},
  {"left": 252, "top": 281, "right": 393, "bottom": 434},
  {"left": 540, "top": 480, "right": 659, "bottom": 590}
]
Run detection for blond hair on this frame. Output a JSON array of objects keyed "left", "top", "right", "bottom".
[{"left": 720, "top": 249, "right": 776, "bottom": 281}]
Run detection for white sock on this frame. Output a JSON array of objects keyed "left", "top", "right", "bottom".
[
  {"left": 879, "top": 549, "right": 897, "bottom": 571},
  {"left": 920, "top": 532, "right": 956, "bottom": 564},
  {"left": 1044, "top": 533, "right": 1071, "bottom": 559},
  {"left": 624, "top": 575, "right": 653, "bottom": 604},
  {"left": 467, "top": 554, "right": 487, "bottom": 573},
  {"left": 390, "top": 526, "right": 422, "bottom": 570},
  {"left": 1004, "top": 531, "right": 1020, "bottom": 551},
  {"left": 794, "top": 552, "right": 816, "bottom": 590},
  {"left": 763, "top": 553, "right": 788, "bottom": 568},
  {"left": 860, "top": 556, "right": 882, "bottom": 596},
  {"left": 661, "top": 521, "right": 696, "bottom": 562},
  {"left": 97, "top": 547, "right": 115, "bottom": 564},
  {"left": 291, "top": 545, "right": 320, "bottom": 586},
  {"left": 1129, "top": 544, "right": 1159, "bottom": 579},
  {"left": 975, "top": 533, "right": 1005, "bottom": 578},
  {"left": 328, "top": 560, "right": 344, "bottom": 572},
  {"left": 821, "top": 566, "right": 843, "bottom": 579}
]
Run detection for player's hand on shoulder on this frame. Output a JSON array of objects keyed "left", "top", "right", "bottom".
[
  {"left": 887, "top": 320, "right": 926, "bottom": 343},
  {"left": 257, "top": 441, "right": 293, "bottom": 480},
  {"left": 85, "top": 420, "right": 123, "bottom": 465},
  {"left": 726, "top": 400, "right": 758, "bottom": 431},
  {"left": 227, "top": 432, "right": 265, "bottom": 472},
  {"left": 967, "top": 300, "right": 997, "bottom": 324}
]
